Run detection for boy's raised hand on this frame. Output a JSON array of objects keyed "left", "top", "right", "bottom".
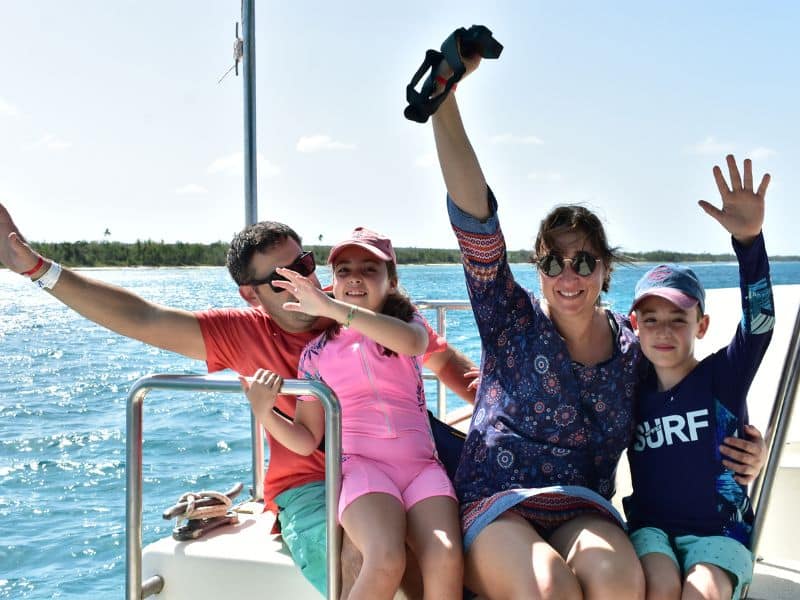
[{"left": 698, "top": 154, "right": 770, "bottom": 245}]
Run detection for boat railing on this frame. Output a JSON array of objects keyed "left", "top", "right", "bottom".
[
  {"left": 125, "top": 374, "right": 342, "bottom": 600},
  {"left": 417, "top": 300, "right": 473, "bottom": 417},
  {"left": 750, "top": 302, "right": 800, "bottom": 562}
]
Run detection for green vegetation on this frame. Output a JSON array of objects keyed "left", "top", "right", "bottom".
[
  {"left": 4, "top": 240, "right": 797, "bottom": 269},
  {"left": 28, "top": 240, "right": 229, "bottom": 267}
]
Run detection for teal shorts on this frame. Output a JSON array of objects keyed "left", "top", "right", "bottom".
[
  {"left": 630, "top": 526, "right": 753, "bottom": 599},
  {"left": 275, "top": 481, "right": 327, "bottom": 597}
]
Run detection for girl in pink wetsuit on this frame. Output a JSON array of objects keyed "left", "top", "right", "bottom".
[{"left": 243, "top": 227, "right": 462, "bottom": 600}]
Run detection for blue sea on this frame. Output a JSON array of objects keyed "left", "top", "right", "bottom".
[{"left": 2, "top": 261, "right": 800, "bottom": 598}]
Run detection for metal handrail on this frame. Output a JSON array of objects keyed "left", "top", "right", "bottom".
[
  {"left": 751, "top": 303, "right": 800, "bottom": 558},
  {"left": 417, "top": 300, "right": 472, "bottom": 418},
  {"left": 125, "top": 374, "right": 342, "bottom": 600}
]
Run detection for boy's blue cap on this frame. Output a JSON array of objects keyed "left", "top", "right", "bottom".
[{"left": 631, "top": 264, "right": 705, "bottom": 314}]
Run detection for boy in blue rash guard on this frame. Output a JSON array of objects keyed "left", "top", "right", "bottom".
[{"left": 624, "top": 155, "right": 774, "bottom": 600}]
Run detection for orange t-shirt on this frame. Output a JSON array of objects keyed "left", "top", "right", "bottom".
[{"left": 196, "top": 306, "right": 326, "bottom": 512}]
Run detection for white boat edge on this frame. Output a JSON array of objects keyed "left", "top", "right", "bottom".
[{"left": 141, "top": 284, "right": 800, "bottom": 599}]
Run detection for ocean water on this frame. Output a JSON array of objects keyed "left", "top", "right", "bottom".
[{"left": 2, "top": 261, "right": 799, "bottom": 598}]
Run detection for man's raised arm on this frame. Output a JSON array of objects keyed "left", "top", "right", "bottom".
[{"left": 1, "top": 203, "right": 207, "bottom": 361}]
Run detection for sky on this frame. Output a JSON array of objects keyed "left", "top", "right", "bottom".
[{"left": 1, "top": 1, "right": 798, "bottom": 255}]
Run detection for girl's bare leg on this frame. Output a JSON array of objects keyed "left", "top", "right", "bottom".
[
  {"left": 341, "top": 493, "right": 407, "bottom": 600},
  {"left": 406, "top": 496, "right": 463, "bottom": 600}
]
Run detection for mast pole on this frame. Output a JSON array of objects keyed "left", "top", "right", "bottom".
[
  {"left": 242, "top": 0, "right": 257, "bottom": 227},
  {"left": 241, "top": 0, "right": 265, "bottom": 503}
]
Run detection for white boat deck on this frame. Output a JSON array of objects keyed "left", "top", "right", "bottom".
[{"left": 142, "top": 285, "right": 800, "bottom": 599}]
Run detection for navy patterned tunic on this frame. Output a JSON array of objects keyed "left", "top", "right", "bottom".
[{"left": 448, "top": 191, "right": 644, "bottom": 548}]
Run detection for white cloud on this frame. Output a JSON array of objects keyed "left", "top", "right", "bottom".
[
  {"left": 527, "top": 171, "right": 562, "bottom": 182},
  {"left": 0, "top": 97, "right": 19, "bottom": 117},
  {"left": 296, "top": 134, "right": 356, "bottom": 153},
  {"left": 491, "top": 133, "right": 544, "bottom": 145},
  {"left": 31, "top": 133, "right": 72, "bottom": 150},
  {"left": 414, "top": 153, "right": 437, "bottom": 168},
  {"left": 748, "top": 146, "right": 777, "bottom": 160},
  {"left": 175, "top": 184, "right": 208, "bottom": 195},
  {"left": 208, "top": 152, "right": 280, "bottom": 178},
  {"left": 687, "top": 136, "right": 733, "bottom": 155}
]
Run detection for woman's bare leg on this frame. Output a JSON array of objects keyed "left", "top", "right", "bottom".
[
  {"left": 464, "top": 511, "right": 582, "bottom": 600},
  {"left": 549, "top": 514, "right": 645, "bottom": 600}
]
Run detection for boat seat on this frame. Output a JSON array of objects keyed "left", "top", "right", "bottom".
[{"left": 142, "top": 502, "right": 318, "bottom": 599}]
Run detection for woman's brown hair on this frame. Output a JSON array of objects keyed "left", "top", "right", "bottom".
[{"left": 532, "top": 204, "right": 622, "bottom": 293}]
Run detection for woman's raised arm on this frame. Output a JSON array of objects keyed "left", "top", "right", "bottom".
[{"left": 430, "top": 56, "right": 490, "bottom": 220}]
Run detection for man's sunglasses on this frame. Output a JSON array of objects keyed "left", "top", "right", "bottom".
[
  {"left": 536, "top": 251, "right": 599, "bottom": 278},
  {"left": 247, "top": 251, "right": 316, "bottom": 292}
]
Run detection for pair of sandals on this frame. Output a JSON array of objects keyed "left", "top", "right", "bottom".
[{"left": 404, "top": 25, "right": 503, "bottom": 123}]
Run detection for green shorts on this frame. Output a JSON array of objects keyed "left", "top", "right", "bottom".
[
  {"left": 274, "top": 481, "right": 327, "bottom": 597},
  {"left": 630, "top": 526, "right": 753, "bottom": 599}
]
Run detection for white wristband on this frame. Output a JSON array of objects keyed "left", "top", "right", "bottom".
[{"left": 35, "top": 261, "right": 63, "bottom": 290}]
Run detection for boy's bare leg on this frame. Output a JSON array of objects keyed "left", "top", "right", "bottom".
[
  {"left": 640, "top": 553, "right": 681, "bottom": 600},
  {"left": 682, "top": 563, "right": 733, "bottom": 600}
]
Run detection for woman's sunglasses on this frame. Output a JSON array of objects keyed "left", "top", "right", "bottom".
[
  {"left": 247, "top": 251, "right": 316, "bottom": 292},
  {"left": 536, "top": 251, "right": 598, "bottom": 278}
]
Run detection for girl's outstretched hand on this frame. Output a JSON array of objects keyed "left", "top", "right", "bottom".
[
  {"left": 273, "top": 267, "right": 333, "bottom": 317},
  {"left": 698, "top": 154, "right": 770, "bottom": 245}
]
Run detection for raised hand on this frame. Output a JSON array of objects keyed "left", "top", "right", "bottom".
[
  {"left": 698, "top": 155, "right": 770, "bottom": 245},
  {"left": 435, "top": 44, "right": 482, "bottom": 87},
  {"left": 273, "top": 267, "right": 334, "bottom": 317},
  {"left": 0, "top": 203, "right": 41, "bottom": 274}
]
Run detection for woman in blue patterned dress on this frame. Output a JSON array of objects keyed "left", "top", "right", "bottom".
[{"left": 420, "top": 47, "right": 765, "bottom": 599}]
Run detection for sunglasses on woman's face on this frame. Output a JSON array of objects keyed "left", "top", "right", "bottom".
[
  {"left": 248, "top": 251, "right": 316, "bottom": 292},
  {"left": 536, "top": 251, "right": 599, "bottom": 278}
]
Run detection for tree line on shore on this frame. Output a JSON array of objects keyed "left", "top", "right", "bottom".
[{"left": 5, "top": 240, "right": 798, "bottom": 269}]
